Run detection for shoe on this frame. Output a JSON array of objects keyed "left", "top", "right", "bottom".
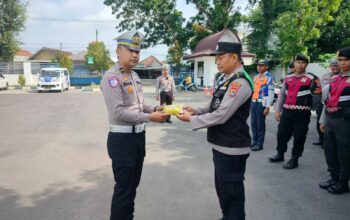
[
  {"left": 312, "top": 141, "right": 322, "bottom": 145},
  {"left": 251, "top": 145, "right": 263, "bottom": 151},
  {"left": 319, "top": 177, "right": 338, "bottom": 189},
  {"left": 250, "top": 143, "right": 257, "bottom": 148},
  {"left": 283, "top": 157, "right": 299, "bottom": 169},
  {"left": 327, "top": 180, "right": 349, "bottom": 194},
  {"left": 269, "top": 154, "right": 284, "bottom": 162}
]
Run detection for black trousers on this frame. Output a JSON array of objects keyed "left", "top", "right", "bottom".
[
  {"left": 276, "top": 109, "right": 311, "bottom": 157},
  {"left": 315, "top": 103, "right": 324, "bottom": 143},
  {"left": 213, "top": 149, "right": 249, "bottom": 220},
  {"left": 160, "top": 91, "right": 173, "bottom": 105},
  {"left": 107, "top": 131, "right": 146, "bottom": 220},
  {"left": 324, "top": 114, "right": 350, "bottom": 180}
]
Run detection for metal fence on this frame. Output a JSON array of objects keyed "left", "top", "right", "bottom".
[
  {"left": 31, "top": 62, "right": 60, "bottom": 75},
  {"left": 0, "top": 62, "right": 24, "bottom": 75}
]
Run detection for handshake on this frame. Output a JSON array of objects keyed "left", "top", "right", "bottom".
[{"left": 149, "top": 104, "right": 195, "bottom": 123}]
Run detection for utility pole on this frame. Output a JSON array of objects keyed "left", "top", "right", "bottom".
[
  {"left": 60, "top": 42, "right": 63, "bottom": 51},
  {"left": 96, "top": 29, "right": 98, "bottom": 42}
]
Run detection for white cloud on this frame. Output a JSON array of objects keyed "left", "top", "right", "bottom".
[
  {"left": 21, "top": 0, "right": 214, "bottom": 62},
  {"left": 27, "top": 0, "right": 60, "bottom": 17}
]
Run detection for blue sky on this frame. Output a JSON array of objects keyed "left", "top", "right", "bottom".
[{"left": 20, "top": 0, "right": 247, "bottom": 61}]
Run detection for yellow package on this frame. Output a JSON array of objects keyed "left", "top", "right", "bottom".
[{"left": 163, "top": 104, "right": 183, "bottom": 115}]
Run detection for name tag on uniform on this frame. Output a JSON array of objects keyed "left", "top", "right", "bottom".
[{"left": 123, "top": 81, "right": 132, "bottom": 86}]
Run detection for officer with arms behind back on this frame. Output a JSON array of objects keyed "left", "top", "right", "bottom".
[
  {"left": 313, "top": 60, "right": 340, "bottom": 146},
  {"left": 319, "top": 47, "right": 350, "bottom": 194},
  {"left": 156, "top": 63, "right": 176, "bottom": 123},
  {"left": 177, "top": 41, "right": 254, "bottom": 220},
  {"left": 250, "top": 59, "right": 274, "bottom": 151},
  {"left": 100, "top": 31, "right": 169, "bottom": 220},
  {"left": 269, "top": 54, "right": 322, "bottom": 169}
]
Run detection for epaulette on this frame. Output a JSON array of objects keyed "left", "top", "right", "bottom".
[{"left": 236, "top": 70, "right": 254, "bottom": 91}]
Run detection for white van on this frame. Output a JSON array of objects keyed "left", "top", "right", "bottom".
[
  {"left": 37, "top": 68, "right": 70, "bottom": 92},
  {"left": 0, "top": 73, "right": 9, "bottom": 90}
]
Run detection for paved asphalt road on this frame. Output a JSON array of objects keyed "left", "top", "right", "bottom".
[{"left": 0, "top": 87, "right": 349, "bottom": 220}]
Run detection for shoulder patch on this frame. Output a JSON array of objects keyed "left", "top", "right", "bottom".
[
  {"left": 227, "top": 81, "right": 241, "bottom": 98},
  {"left": 108, "top": 77, "right": 119, "bottom": 88}
]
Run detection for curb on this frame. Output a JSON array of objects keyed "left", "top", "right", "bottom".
[{"left": 81, "top": 87, "right": 100, "bottom": 92}]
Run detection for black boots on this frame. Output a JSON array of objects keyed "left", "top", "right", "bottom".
[
  {"left": 319, "top": 176, "right": 339, "bottom": 189},
  {"left": 269, "top": 153, "right": 284, "bottom": 162},
  {"left": 269, "top": 155, "right": 299, "bottom": 169},
  {"left": 327, "top": 179, "right": 349, "bottom": 194},
  {"left": 251, "top": 145, "right": 263, "bottom": 151},
  {"left": 283, "top": 157, "right": 299, "bottom": 169},
  {"left": 312, "top": 141, "right": 322, "bottom": 145}
]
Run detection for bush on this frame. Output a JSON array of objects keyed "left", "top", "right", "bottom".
[{"left": 18, "top": 75, "right": 25, "bottom": 86}]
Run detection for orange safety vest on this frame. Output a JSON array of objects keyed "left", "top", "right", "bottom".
[{"left": 252, "top": 74, "right": 268, "bottom": 100}]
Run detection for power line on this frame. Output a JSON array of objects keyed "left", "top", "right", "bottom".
[{"left": 28, "top": 16, "right": 118, "bottom": 23}]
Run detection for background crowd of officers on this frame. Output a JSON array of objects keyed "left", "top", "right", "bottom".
[
  {"left": 101, "top": 29, "right": 350, "bottom": 220},
  {"left": 250, "top": 50, "right": 350, "bottom": 195}
]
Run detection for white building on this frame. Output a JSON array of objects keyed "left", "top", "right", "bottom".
[{"left": 183, "top": 29, "right": 256, "bottom": 87}]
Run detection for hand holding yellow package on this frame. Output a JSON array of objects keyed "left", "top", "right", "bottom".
[{"left": 163, "top": 104, "right": 183, "bottom": 115}]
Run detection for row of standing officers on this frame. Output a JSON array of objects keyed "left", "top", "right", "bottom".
[{"left": 249, "top": 49, "right": 350, "bottom": 195}]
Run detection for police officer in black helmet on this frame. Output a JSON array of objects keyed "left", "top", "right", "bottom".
[{"left": 177, "top": 41, "right": 254, "bottom": 220}]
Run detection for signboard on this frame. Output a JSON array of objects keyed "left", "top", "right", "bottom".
[{"left": 87, "top": 56, "right": 94, "bottom": 64}]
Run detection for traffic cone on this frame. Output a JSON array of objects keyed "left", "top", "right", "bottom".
[
  {"left": 210, "top": 86, "right": 213, "bottom": 96},
  {"left": 203, "top": 86, "right": 208, "bottom": 96}
]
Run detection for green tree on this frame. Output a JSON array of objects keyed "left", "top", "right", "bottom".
[
  {"left": 0, "top": 0, "right": 26, "bottom": 62},
  {"left": 186, "top": 0, "right": 242, "bottom": 51},
  {"left": 244, "top": 0, "right": 291, "bottom": 60},
  {"left": 308, "top": 0, "right": 350, "bottom": 61},
  {"left": 85, "top": 41, "right": 111, "bottom": 73},
  {"left": 274, "top": 0, "right": 342, "bottom": 63},
  {"left": 104, "top": 0, "right": 243, "bottom": 65},
  {"left": 52, "top": 52, "right": 73, "bottom": 74},
  {"left": 104, "top": 0, "right": 187, "bottom": 66}
]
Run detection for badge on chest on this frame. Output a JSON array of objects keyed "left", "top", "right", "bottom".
[
  {"left": 127, "top": 86, "right": 134, "bottom": 94},
  {"left": 301, "top": 77, "right": 307, "bottom": 83}
]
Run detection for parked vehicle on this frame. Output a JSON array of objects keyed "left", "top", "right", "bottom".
[
  {"left": 0, "top": 74, "right": 9, "bottom": 90},
  {"left": 37, "top": 68, "right": 70, "bottom": 92},
  {"left": 177, "top": 80, "right": 198, "bottom": 92}
]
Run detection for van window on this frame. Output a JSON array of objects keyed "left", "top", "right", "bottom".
[
  {"left": 64, "top": 70, "right": 68, "bottom": 76},
  {"left": 40, "top": 70, "right": 60, "bottom": 77}
]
